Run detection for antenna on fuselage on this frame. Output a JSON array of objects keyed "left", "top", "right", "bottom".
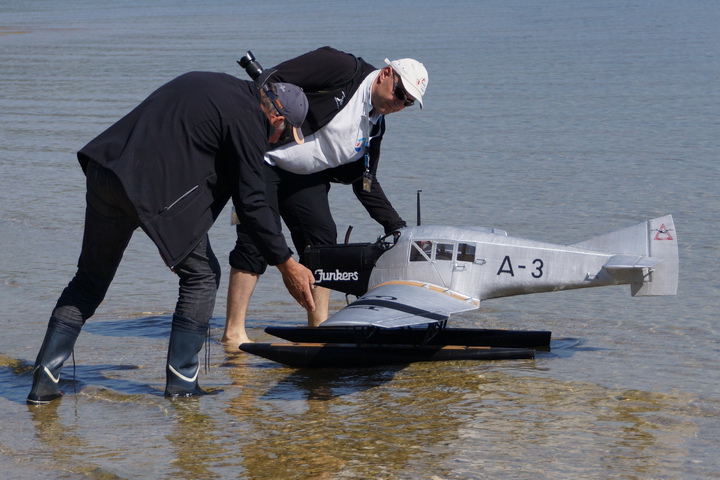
[{"left": 416, "top": 190, "right": 422, "bottom": 226}]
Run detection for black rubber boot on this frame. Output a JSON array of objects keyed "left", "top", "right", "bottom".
[
  {"left": 27, "top": 317, "right": 81, "bottom": 404},
  {"left": 164, "top": 314, "right": 219, "bottom": 397}
]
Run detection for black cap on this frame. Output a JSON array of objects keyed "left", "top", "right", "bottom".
[{"left": 264, "top": 82, "right": 308, "bottom": 144}]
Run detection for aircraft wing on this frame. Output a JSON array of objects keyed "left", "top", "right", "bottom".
[{"left": 321, "top": 281, "right": 480, "bottom": 329}]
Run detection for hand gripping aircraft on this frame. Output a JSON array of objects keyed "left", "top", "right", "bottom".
[{"left": 240, "top": 215, "right": 678, "bottom": 368}]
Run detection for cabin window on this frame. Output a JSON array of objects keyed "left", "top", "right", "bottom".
[
  {"left": 457, "top": 243, "right": 476, "bottom": 262},
  {"left": 410, "top": 240, "right": 432, "bottom": 262},
  {"left": 436, "top": 243, "right": 454, "bottom": 261}
]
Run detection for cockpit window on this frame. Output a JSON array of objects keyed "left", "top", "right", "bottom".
[
  {"left": 436, "top": 243, "right": 454, "bottom": 261},
  {"left": 410, "top": 241, "right": 467, "bottom": 262},
  {"left": 457, "top": 243, "right": 476, "bottom": 262},
  {"left": 410, "top": 240, "right": 432, "bottom": 262}
]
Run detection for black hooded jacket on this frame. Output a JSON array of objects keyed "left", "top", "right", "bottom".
[{"left": 77, "top": 71, "right": 292, "bottom": 267}]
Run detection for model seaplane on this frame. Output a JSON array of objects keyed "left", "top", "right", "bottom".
[{"left": 240, "top": 213, "right": 678, "bottom": 368}]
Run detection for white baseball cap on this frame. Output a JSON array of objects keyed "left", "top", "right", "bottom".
[{"left": 384, "top": 58, "right": 428, "bottom": 108}]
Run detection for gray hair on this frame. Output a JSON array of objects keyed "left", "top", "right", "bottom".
[
  {"left": 259, "top": 84, "right": 278, "bottom": 115},
  {"left": 261, "top": 84, "right": 284, "bottom": 118},
  {"left": 260, "top": 83, "right": 289, "bottom": 143}
]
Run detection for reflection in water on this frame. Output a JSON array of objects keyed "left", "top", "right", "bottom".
[
  {"left": 223, "top": 354, "right": 492, "bottom": 478},
  {"left": 167, "top": 398, "right": 230, "bottom": 479},
  {"left": 28, "top": 399, "right": 126, "bottom": 478},
  {"left": 6, "top": 347, "right": 709, "bottom": 479},
  {"left": 435, "top": 369, "right": 699, "bottom": 478},
  {"left": 218, "top": 354, "right": 702, "bottom": 479}
]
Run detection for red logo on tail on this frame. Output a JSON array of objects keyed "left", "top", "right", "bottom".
[{"left": 654, "top": 224, "right": 674, "bottom": 241}]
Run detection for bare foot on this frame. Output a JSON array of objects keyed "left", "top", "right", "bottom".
[{"left": 220, "top": 335, "right": 254, "bottom": 348}]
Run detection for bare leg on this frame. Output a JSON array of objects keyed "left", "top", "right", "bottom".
[
  {"left": 307, "top": 286, "right": 330, "bottom": 327},
  {"left": 221, "top": 267, "right": 259, "bottom": 346}
]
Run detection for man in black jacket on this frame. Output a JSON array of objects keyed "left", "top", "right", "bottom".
[
  {"left": 27, "top": 72, "right": 316, "bottom": 403},
  {"left": 221, "top": 47, "right": 428, "bottom": 345}
]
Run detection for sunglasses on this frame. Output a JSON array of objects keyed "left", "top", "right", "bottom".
[{"left": 393, "top": 75, "right": 415, "bottom": 107}]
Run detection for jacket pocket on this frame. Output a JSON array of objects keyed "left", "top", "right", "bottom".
[{"left": 158, "top": 185, "right": 202, "bottom": 219}]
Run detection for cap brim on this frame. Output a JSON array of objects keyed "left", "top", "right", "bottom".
[
  {"left": 398, "top": 78, "right": 424, "bottom": 108},
  {"left": 292, "top": 126, "right": 305, "bottom": 145}
]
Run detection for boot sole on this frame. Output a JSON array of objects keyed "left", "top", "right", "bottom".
[{"left": 27, "top": 391, "right": 64, "bottom": 404}]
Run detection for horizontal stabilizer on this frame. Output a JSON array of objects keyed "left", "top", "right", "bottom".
[{"left": 603, "top": 255, "right": 663, "bottom": 270}]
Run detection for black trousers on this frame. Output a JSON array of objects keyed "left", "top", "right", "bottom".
[
  {"left": 52, "top": 161, "right": 221, "bottom": 327},
  {"left": 230, "top": 163, "right": 336, "bottom": 274}
]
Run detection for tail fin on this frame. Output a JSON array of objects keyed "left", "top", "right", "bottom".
[{"left": 571, "top": 215, "right": 678, "bottom": 296}]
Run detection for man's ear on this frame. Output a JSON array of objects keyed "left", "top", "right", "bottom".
[
  {"left": 268, "top": 115, "right": 286, "bottom": 143},
  {"left": 271, "top": 115, "right": 285, "bottom": 130}
]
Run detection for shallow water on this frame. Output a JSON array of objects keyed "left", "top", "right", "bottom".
[{"left": 1, "top": 0, "right": 719, "bottom": 478}]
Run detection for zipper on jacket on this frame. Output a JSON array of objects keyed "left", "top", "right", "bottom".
[{"left": 161, "top": 185, "right": 199, "bottom": 213}]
